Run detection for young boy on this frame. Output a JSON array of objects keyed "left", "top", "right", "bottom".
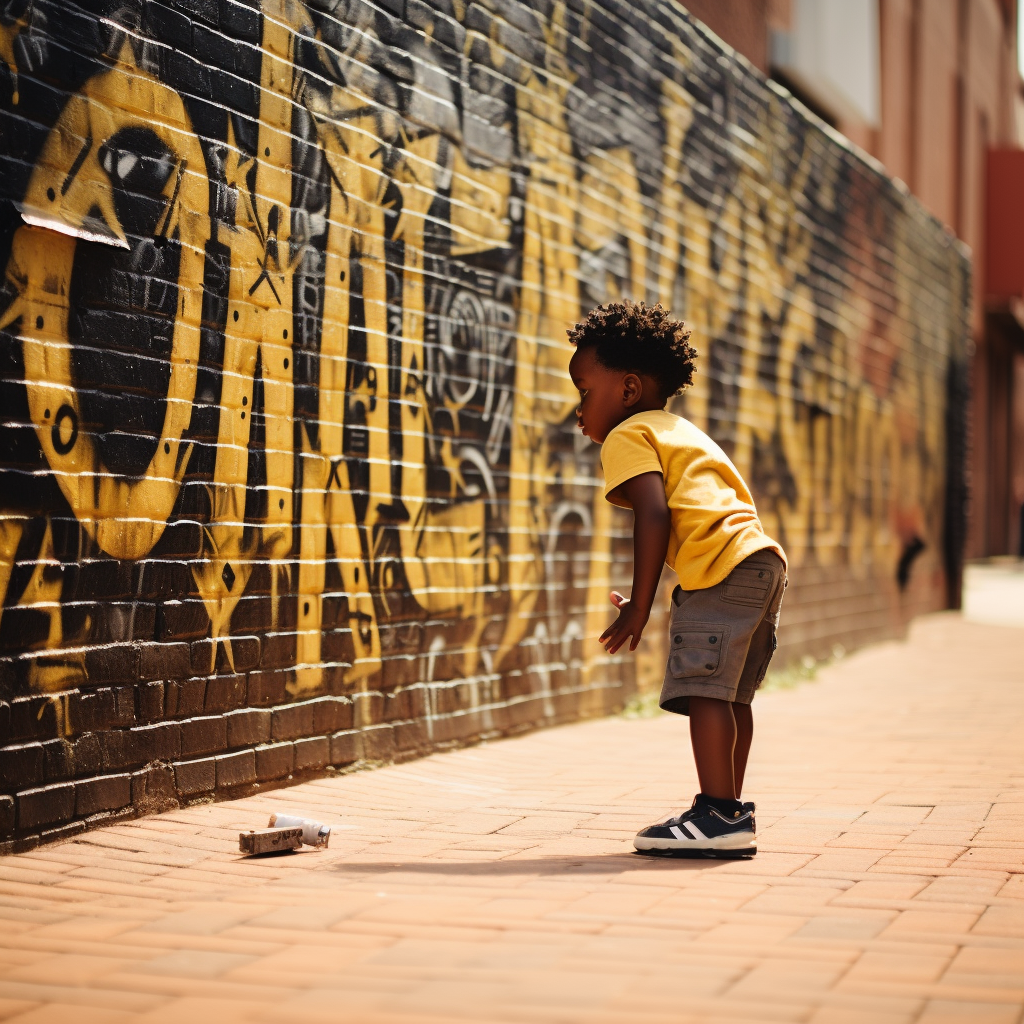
[{"left": 567, "top": 301, "right": 787, "bottom": 855}]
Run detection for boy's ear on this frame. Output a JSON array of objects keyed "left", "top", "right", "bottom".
[{"left": 622, "top": 373, "right": 643, "bottom": 407}]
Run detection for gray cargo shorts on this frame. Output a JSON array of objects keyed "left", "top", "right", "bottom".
[{"left": 660, "top": 550, "right": 787, "bottom": 716}]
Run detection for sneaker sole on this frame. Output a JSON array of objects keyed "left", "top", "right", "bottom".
[
  {"left": 633, "top": 832, "right": 756, "bottom": 853},
  {"left": 634, "top": 846, "right": 756, "bottom": 860}
]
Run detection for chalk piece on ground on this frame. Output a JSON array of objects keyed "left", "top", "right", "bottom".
[{"left": 269, "top": 813, "right": 332, "bottom": 848}]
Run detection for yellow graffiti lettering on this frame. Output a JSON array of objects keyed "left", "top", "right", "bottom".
[{"left": 0, "top": 45, "right": 208, "bottom": 563}]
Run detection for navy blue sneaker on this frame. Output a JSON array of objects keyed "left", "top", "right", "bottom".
[{"left": 634, "top": 794, "right": 756, "bottom": 854}]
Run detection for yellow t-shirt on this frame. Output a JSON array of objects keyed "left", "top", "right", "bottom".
[{"left": 601, "top": 409, "right": 786, "bottom": 590}]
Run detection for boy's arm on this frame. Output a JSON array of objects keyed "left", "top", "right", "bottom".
[{"left": 599, "top": 471, "right": 670, "bottom": 655}]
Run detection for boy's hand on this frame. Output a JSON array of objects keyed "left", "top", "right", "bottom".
[{"left": 600, "top": 591, "right": 648, "bottom": 654}]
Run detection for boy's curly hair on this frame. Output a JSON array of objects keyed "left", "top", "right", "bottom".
[{"left": 567, "top": 300, "right": 697, "bottom": 399}]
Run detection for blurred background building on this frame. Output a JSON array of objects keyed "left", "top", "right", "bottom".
[{"left": 685, "top": 0, "right": 1024, "bottom": 562}]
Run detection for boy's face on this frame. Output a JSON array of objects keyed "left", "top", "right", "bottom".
[{"left": 569, "top": 346, "right": 652, "bottom": 444}]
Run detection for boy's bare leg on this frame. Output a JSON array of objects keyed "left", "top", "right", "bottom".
[
  {"left": 687, "top": 696, "right": 737, "bottom": 800},
  {"left": 732, "top": 701, "right": 753, "bottom": 797}
]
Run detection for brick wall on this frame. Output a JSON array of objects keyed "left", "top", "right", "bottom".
[{"left": 0, "top": 0, "right": 970, "bottom": 848}]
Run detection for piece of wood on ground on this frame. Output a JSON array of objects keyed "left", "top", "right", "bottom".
[{"left": 238, "top": 827, "right": 303, "bottom": 855}]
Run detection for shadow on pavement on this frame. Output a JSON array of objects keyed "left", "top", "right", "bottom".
[{"left": 327, "top": 853, "right": 723, "bottom": 876}]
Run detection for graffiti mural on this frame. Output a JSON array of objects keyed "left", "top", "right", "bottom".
[{"left": 0, "top": 0, "right": 968, "bottom": 834}]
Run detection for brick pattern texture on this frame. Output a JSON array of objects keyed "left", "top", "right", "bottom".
[
  {"left": 0, "top": 613, "right": 1017, "bottom": 1023},
  {"left": 0, "top": 0, "right": 970, "bottom": 846}
]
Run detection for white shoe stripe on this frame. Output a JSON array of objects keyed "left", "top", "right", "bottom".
[
  {"left": 682, "top": 821, "right": 706, "bottom": 841},
  {"left": 669, "top": 825, "right": 686, "bottom": 841}
]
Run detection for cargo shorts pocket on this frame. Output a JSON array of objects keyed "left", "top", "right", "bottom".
[
  {"left": 721, "top": 564, "right": 775, "bottom": 608},
  {"left": 668, "top": 623, "right": 730, "bottom": 678}
]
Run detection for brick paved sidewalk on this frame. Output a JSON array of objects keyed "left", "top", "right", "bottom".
[{"left": 0, "top": 612, "right": 1021, "bottom": 1024}]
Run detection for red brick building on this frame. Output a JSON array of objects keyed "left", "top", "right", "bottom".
[{"left": 688, "top": 0, "right": 1024, "bottom": 562}]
